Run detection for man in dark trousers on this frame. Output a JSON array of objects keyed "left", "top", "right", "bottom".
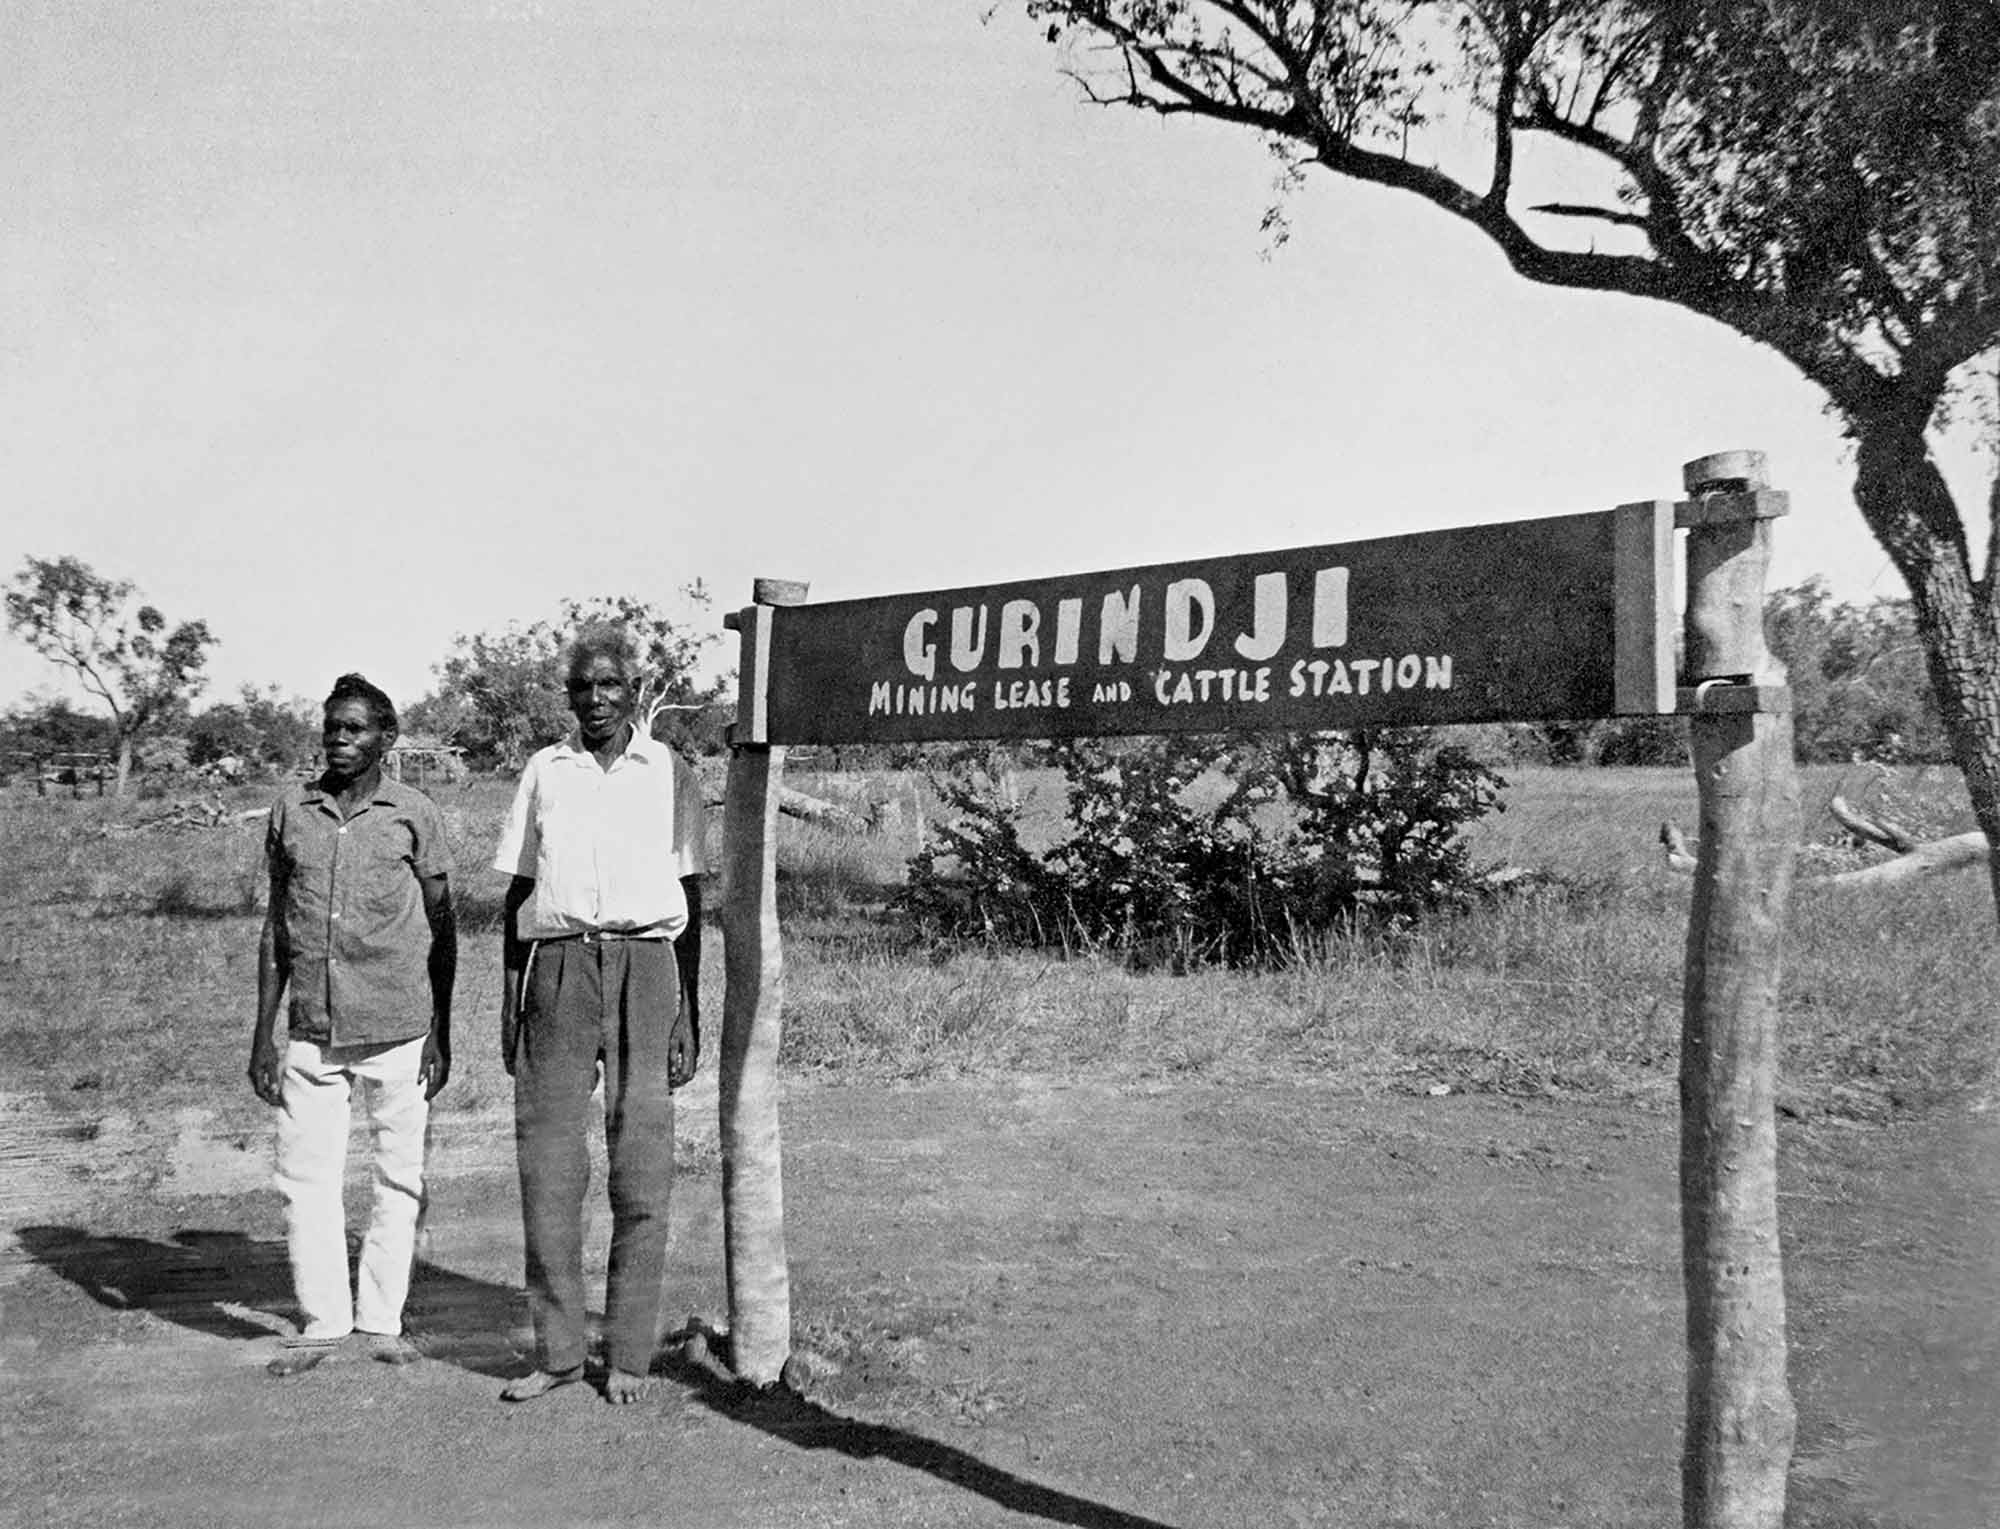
[
  {"left": 249, "top": 673, "right": 456, "bottom": 1377},
  {"left": 492, "top": 626, "right": 706, "bottom": 1404}
]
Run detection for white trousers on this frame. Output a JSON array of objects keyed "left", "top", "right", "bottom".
[{"left": 275, "top": 1035, "right": 430, "bottom": 1340}]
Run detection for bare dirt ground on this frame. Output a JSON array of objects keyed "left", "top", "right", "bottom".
[{"left": 2, "top": 1071, "right": 1994, "bottom": 1528}]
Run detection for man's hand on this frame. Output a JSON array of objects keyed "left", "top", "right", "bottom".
[
  {"left": 248, "top": 1037, "right": 284, "bottom": 1107},
  {"left": 668, "top": 996, "right": 698, "bottom": 1090},
  {"left": 420, "top": 1031, "right": 451, "bottom": 1100},
  {"left": 500, "top": 877, "right": 533, "bottom": 1080}
]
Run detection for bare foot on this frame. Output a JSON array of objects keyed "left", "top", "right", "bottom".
[
  {"left": 603, "top": 1368, "right": 652, "bottom": 1405},
  {"left": 367, "top": 1333, "right": 422, "bottom": 1367},
  {"left": 267, "top": 1341, "right": 337, "bottom": 1379},
  {"left": 499, "top": 1365, "right": 585, "bottom": 1403}
]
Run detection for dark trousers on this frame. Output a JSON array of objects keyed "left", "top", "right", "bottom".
[{"left": 513, "top": 936, "right": 677, "bottom": 1375}]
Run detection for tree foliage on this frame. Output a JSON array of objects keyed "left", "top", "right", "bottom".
[
  {"left": 1767, "top": 576, "right": 1948, "bottom": 762},
  {"left": 4, "top": 555, "right": 217, "bottom": 794},
  {"left": 413, "top": 588, "right": 729, "bottom": 770},
  {"left": 187, "top": 686, "right": 319, "bottom": 771}
]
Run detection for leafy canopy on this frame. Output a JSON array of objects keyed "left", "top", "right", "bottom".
[
  {"left": 1766, "top": 576, "right": 1948, "bottom": 762},
  {"left": 4, "top": 555, "right": 217, "bottom": 741}
]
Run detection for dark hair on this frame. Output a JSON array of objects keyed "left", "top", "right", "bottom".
[
  {"left": 563, "top": 623, "right": 638, "bottom": 686},
  {"left": 325, "top": 672, "right": 398, "bottom": 732}
]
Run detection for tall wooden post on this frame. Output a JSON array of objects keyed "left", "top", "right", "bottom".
[
  {"left": 1676, "top": 450, "right": 1798, "bottom": 1529},
  {"left": 718, "top": 577, "right": 807, "bottom": 1387}
]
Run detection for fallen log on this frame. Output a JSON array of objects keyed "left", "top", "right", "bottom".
[
  {"left": 778, "top": 787, "right": 872, "bottom": 834},
  {"left": 1660, "top": 822, "right": 1698, "bottom": 873},
  {"left": 1660, "top": 819, "right": 1990, "bottom": 885},
  {"left": 100, "top": 798, "right": 248, "bottom": 835},
  {"left": 700, "top": 783, "right": 873, "bottom": 834},
  {"left": 1826, "top": 794, "right": 1918, "bottom": 854},
  {"left": 1820, "top": 831, "right": 1990, "bottom": 886}
]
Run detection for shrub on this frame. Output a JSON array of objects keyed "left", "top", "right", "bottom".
[
  {"left": 897, "top": 769, "right": 1057, "bottom": 945},
  {"left": 896, "top": 730, "right": 1506, "bottom": 967}
]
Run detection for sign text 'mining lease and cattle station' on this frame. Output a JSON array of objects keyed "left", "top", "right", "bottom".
[{"left": 746, "top": 503, "right": 1676, "bottom": 745}]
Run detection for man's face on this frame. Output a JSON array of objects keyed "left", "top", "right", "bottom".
[
  {"left": 567, "top": 654, "right": 633, "bottom": 748},
  {"left": 322, "top": 698, "right": 391, "bottom": 785}
]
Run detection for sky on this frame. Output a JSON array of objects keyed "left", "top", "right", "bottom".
[{"left": 5, "top": 0, "right": 1994, "bottom": 717}]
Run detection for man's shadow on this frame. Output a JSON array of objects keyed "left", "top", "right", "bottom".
[
  {"left": 13, "top": 1224, "right": 527, "bottom": 1378},
  {"left": 16, "top": 1226, "right": 1177, "bottom": 1529}
]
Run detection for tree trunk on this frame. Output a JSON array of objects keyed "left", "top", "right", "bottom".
[
  {"left": 1850, "top": 425, "right": 2000, "bottom": 917},
  {"left": 113, "top": 734, "right": 133, "bottom": 799}
]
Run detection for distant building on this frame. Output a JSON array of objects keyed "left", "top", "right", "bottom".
[{"left": 384, "top": 736, "right": 468, "bottom": 790}]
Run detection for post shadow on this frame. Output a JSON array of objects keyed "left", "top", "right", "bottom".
[{"left": 650, "top": 1335, "right": 1180, "bottom": 1529}]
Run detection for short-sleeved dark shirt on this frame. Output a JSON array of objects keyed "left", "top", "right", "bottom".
[{"left": 267, "top": 775, "right": 452, "bottom": 1047}]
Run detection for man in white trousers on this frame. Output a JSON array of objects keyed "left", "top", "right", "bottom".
[{"left": 248, "top": 673, "right": 456, "bottom": 1377}]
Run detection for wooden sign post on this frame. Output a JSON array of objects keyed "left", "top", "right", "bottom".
[
  {"left": 1674, "top": 452, "right": 1798, "bottom": 1529},
  {"left": 718, "top": 457, "right": 1799, "bottom": 1526},
  {"left": 717, "top": 578, "right": 807, "bottom": 1388}
]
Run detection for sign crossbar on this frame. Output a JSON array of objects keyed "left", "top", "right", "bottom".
[{"left": 745, "top": 508, "right": 1678, "bottom": 746}]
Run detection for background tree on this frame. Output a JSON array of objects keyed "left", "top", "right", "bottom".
[
  {"left": 1766, "top": 577, "right": 1949, "bottom": 762},
  {"left": 1020, "top": 1, "right": 2000, "bottom": 912},
  {"left": 184, "top": 703, "right": 260, "bottom": 770},
  {"left": 4, "top": 556, "right": 217, "bottom": 796},
  {"left": 412, "top": 621, "right": 570, "bottom": 772},
  {"left": 411, "top": 588, "right": 729, "bottom": 771},
  {"left": 188, "top": 685, "right": 319, "bottom": 774}
]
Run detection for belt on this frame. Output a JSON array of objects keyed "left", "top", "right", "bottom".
[{"left": 538, "top": 927, "right": 668, "bottom": 946}]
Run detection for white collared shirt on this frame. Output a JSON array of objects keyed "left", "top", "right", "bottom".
[{"left": 491, "top": 728, "right": 710, "bottom": 941}]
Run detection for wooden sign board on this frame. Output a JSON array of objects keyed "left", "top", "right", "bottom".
[{"left": 744, "top": 504, "right": 1674, "bottom": 745}]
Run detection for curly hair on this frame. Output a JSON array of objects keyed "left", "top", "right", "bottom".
[
  {"left": 563, "top": 623, "right": 639, "bottom": 686},
  {"left": 324, "top": 672, "right": 398, "bottom": 732}
]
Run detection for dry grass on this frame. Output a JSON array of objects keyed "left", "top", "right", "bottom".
[{"left": 1, "top": 760, "right": 1993, "bottom": 1129}]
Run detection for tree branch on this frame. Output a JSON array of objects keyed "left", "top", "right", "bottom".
[
  {"left": 1528, "top": 201, "right": 1651, "bottom": 230},
  {"left": 1584, "top": 23, "right": 1661, "bottom": 132},
  {"left": 1521, "top": 89, "right": 1710, "bottom": 270},
  {"left": 47, "top": 608, "right": 124, "bottom": 721},
  {"left": 1488, "top": 2, "right": 1528, "bottom": 210},
  {"left": 1066, "top": 24, "right": 1306, "bottom": 137},
  {"left": 1307, "top": 131, "right": 1666, "bottom": 294}
]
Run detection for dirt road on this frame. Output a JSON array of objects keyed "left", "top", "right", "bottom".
[{"left": 2, "top": 1077, "right": 1993, "bottom": 1527}]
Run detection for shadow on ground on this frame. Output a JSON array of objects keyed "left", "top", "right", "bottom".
[
  {"left": 14, "top": 1223, "right": 1171, "bottom": 1529},
  {"left": 654, "top": 1333, "right": 1178, "bottom": 1529}
]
